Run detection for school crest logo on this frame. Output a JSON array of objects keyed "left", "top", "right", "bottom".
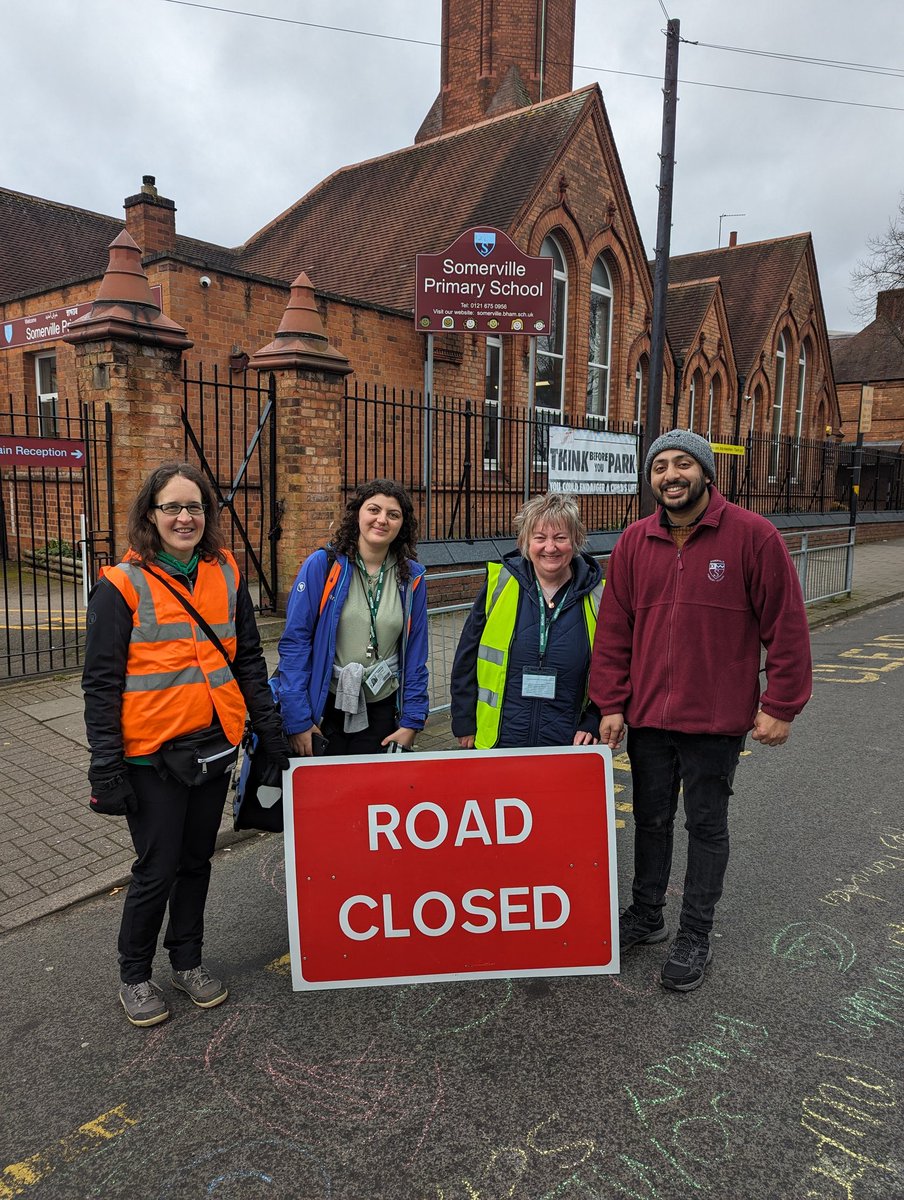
[
  {"left": 474, "top": 231, "right": 496, "bottom": 257},
  {"left": 3, "top": 324, "right": 13, "bottom": 345},
  {"left": 707, "top": 559, "right": 726, "bottom": 582}
]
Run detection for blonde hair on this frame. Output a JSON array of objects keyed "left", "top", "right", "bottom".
[{"left": 514, "top": 492, "right": 586, "bottom": 556}]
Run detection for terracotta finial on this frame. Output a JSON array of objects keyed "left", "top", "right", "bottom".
[
  {"left": 64, "top": 230, "right": 192, "bottom": 350},
  {"left": 251, "top": 271, "right": 351, "bottom": 376}
]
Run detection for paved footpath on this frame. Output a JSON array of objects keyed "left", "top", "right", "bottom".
[{"left": 2, "top": 535, "right": 903, "bottom": 933}]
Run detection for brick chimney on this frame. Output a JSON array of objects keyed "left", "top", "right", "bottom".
[
  {"left": 728, "top": 231, "right": 738, "bottom": 248},
  {"left": 416, "top": 0, "right": 576, "bottom": 142},
  {"left": 876, "top": 288, "right": 904, "bottom": 328},
  {"left": 123, "top": 175, "right": 176, "bottom": 255}
]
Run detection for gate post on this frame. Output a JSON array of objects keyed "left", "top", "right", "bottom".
[
  {"left": 64, "top": 230, "right": 192, "bottom": 561},
  {"left": 251, "top": 272, "right": 352, "bottom": 609}
]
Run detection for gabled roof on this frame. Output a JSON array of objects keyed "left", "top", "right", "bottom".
[
  {"left": 0, "top": 189, "right": 121, "bottom": 301},
  {"left": 0, "top": 187, "right": 240, "bottom": 305},
  {"left": 667, "top": 234, "right": 812, "bottom": 376},
  {"left": 831, "top": 315, "right": 904, "bottom": 383},
  {"left": 665, "top": 278, "right": 719, "bottom": 359},
  {"left": 237, "top": 87, "right": 599, "bottom": 311}
]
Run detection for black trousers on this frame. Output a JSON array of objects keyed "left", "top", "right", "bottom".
[
  {"left": 118, "top": 764, "right": 230, "bottom": 983},
  {"left": 626, "top": 727, "right": 743, "bottom": 937},
  {"left": 319, "top": 692, "right": 398, "bottom": 756}
]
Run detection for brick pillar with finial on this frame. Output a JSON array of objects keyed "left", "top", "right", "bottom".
[{"left": 251, "top": 271, "right": 352, "bottom": 607}]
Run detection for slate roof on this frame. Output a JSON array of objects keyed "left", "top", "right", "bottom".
[
  {"left": 236, "top": 87, "right": 598, "bottom": 311},
  {"left": 0, "top": 187, "right": 239, "bottom": 305},
  {"left": 831, "top": 315, "right": 904, "bottom": 384},
  {"left": 665, "top": 279, "right": 719, "bottom": 359},
  {"left": 667, "top": 234, "right": 812, "bottom": 375}
]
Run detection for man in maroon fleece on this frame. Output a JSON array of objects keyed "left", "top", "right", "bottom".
[{"left": 589, "top": 429, "right": 812, "bottom": 992}]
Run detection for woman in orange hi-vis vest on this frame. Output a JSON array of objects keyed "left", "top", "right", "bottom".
[{"left": 81, "top": 462, "right": 288, "bottom": 1028}]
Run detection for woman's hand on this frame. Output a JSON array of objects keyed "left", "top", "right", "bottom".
[
  {"left": 381, "top": 727, "right": 417, "bottom": 750},
  {"left": 457, "top": 734, "right": 476, "bottom": 749},
  {"left": 572, "top": 730, "right": 598, "bottom": 746},
  {"left": 289, "top": 726, "right": 322, "bottom": 757}
]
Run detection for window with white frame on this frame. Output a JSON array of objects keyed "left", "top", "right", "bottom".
[
  {"left": 791, "top": 341, "right": 807, "bottom": 478},
  {"left": 689, "top": 369, "right": 704, "bottom": 431},
  {"left": 587, "top": 256, "right": 613, "bottom": 426},
  {"left": 769, "top": 331, "right": 788, "bottom": 477},
  {"left": 536, "top": 236, "right": 567, "bottom": 417},
  {"left": 483, "top": 335, "right": 503, "bottom": 469},
  {"left": 633, "top": 355, "right": 647, "bottom": 430},
  {"left": 35, "top": 351, "right": 59, "bottom": 437},
  {"left": 706, "top": 376, "right": 721, "bottom": 440}
]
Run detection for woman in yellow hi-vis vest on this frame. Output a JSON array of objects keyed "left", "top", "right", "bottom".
[{"left": 450, "top": 493, "right": 603, "bottom": 749}]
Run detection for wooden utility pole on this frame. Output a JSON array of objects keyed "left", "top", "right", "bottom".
[{"left": 643, "top": 17, "right": 680, "bottom": 516}]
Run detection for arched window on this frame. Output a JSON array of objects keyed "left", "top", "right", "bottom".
[
  {"left": 633, "top": 354, "right": 648, "bottom": 431},
  {"left": 689, "top": 369, "right": 704, "bottom": 431},
  {"left": 537, "top": 236, "right": 568, "bottom": 416},
  {"left": 587, "top": 256, "right": 613, "bottom": 426},
  {"left": 707, "top": 375, "right": 722, "bottom": 440},
  {"left": 769, "top": 331, "right": 788, "bottom": 477},
  {"left": 791, "top": 340, "right": 807, "bottom": 478},
  {"left": 483, "top": 335, "right": 503, "bottom": 469}
]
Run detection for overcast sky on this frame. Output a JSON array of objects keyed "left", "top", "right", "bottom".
[{"left": 3, "top": 0, "right": 902, "bottom": 331}]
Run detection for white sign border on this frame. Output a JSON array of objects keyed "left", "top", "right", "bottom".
[{"left": 282, "top": 744, "right": 619, "bottom": 991}]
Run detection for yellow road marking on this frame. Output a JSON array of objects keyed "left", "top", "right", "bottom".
[{"left": 0, "top": 1105, "right": 136, "bottom": 1198}]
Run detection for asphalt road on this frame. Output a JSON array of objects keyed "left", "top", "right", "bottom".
[{"left": 1, "top": 601, "right": 903, "bottom": 1199}]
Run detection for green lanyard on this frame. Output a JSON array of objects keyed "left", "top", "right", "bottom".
[
  {"left": 536, "top": 581, "right": 570, "bottom": 658},
  {"left": 356, "top": 554, "right": 387, "bottom": 658}
]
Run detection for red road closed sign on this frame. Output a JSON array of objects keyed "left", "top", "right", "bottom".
[{"left": 283, "top": 747, "right": 619, "bottom": 990}]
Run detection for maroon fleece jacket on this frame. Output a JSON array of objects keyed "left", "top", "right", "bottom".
[{"left": 589, "top": 488, "right": 812, "bottom": 736}]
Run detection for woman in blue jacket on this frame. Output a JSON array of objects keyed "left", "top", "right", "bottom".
[
  {"left": 275, "top": 479, "right": 429, "bottom": 755},
  {"left": 451, "top": 493, "right": 602, "bottom": 750}
]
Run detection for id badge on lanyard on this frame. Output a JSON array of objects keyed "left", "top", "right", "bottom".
[{"left": 522, "top": 668, "right": 557, "bottom": 699}]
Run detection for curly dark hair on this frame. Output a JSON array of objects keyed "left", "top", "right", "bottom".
[
  {"left": 127, "top": 462, "right": 226, "bottom": 563},
  {"left": 331, "top": 478, "right": 418, "bottom": 583}
]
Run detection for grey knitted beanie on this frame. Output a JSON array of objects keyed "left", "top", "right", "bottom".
[{"left": 644, "top": 429, "right": 716, "bottom": 482}]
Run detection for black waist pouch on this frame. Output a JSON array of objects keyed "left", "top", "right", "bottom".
[{"left": 155, "top": 725, "right": 239, "bottom": 788}]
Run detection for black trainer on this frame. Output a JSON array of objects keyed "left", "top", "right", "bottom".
[
  {"left": 660, "top": 930, "right": 712, "bottom": 992},
  {"left": 619, "top": 906, "right": 668, "bottom": 951}
]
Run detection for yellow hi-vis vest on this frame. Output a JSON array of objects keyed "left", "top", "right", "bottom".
[{"left": 474, "top": 562, "right": 603, "bottom": 749}]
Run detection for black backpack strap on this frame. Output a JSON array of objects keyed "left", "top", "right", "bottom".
[{"left": 134, "top": 561, "right": 234, "bottom": 669}]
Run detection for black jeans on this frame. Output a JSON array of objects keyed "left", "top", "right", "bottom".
[
  {"left": 118, "top": 765, "right": 230, "bottom": 983},
  {"left": 626, "top": 727, "right": 744, "bottom": 936},
  {"left": 319, "top": 692, "right": 399, "bottom": 756}
]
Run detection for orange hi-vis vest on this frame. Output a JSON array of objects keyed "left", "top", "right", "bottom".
[{"left": 101, "top": 552, "right": 247, "bottom": 757}]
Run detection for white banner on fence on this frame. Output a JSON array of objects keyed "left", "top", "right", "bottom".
[{"left": 548, "top": 427, "right": 639, "bottom": 494}]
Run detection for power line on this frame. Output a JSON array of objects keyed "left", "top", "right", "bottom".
[
  {"left": 686, "top": 40, "right": 904, "bottom": 81},
  {"left": 155, "top": 0, "right": 904, "bottom": 114}
]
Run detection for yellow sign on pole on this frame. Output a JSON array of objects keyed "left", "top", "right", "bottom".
[{"left": 711, "top": 442, "right": 745, "bottom": 457}]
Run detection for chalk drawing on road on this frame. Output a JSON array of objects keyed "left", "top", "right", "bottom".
[
  {"left": 771, "top": 922, "right": 857, "bottom": 972},
  {"left": 391, "top": 979, "right": 514, "bottom": 1038}
]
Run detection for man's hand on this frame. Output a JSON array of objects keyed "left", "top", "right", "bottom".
[
  {"left": 598, "top": 713, "right": 626, "bottom": 749},
  {"left": 458, "top": 734, "right": 476, "bottom": 749},
  {"left": 750, "top": 711, "right": 791, "bottom": 746}
]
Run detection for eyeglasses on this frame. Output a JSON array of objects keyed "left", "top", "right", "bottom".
[{"left": 153, "top": 502, "right": 207, "bottom": 516}]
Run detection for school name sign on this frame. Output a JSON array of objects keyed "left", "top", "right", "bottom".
[
  {"left": 548, "top": 427, "right": 639, "bottom": 495},
  {"left": 415, "top": 227, "right": 553, "bottom": 335},
  {"left": 283, "top": 747, "right": 619, "bottom": 989}
]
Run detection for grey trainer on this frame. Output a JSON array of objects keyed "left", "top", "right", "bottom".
[
  {"left": 171, "top": 965, "right": 228, "bottom": 1008},
  {"left": 119, "top": 979, "right": 170, "bottom": 1027}
]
